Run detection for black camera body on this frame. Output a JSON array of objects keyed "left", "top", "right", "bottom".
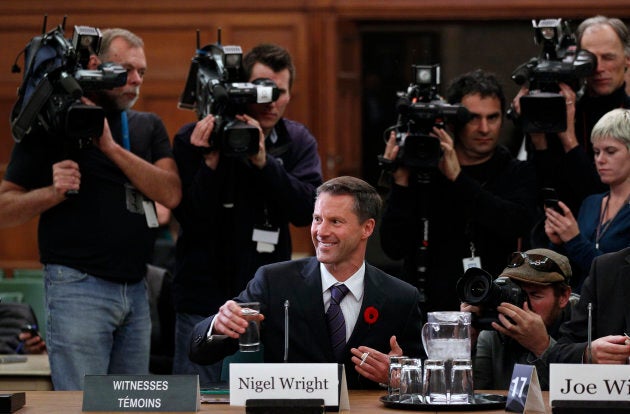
[
  {"left": 380, "top": 64, "right": 470, "bottom": 175},
  {"left": 456, "top": 267, "right": 529, "bottom": 331},
  {"left": 11, "top": 17, "right": 127, "bottom": 149},
  {"left": 178, "top": 30, "right": 280, "bottom": 157},
  {"left": 511, "top": 18, "right": 597, "bottom": 133}
]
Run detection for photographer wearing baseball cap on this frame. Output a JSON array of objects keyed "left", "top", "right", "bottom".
[{"left": 461, "top": 248, "right": 576, "bottom": 390}]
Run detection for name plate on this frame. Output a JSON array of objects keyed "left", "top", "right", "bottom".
[
  {"left": 82, "top": 375, "right": 200, "bottom": 412},
  {"left": 550, "top": 364, "right": 630, "bottom": 402},
  {"left": 229, "top": 363, "right": 347, "bottom": 409}
]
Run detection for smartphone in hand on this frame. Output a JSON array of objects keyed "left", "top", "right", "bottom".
[
  {"left": 541, "top": 187, "right": 564, "bottom": 215},
  {"left": 20, "top": 324, "right": 40, "bottom": 338}
]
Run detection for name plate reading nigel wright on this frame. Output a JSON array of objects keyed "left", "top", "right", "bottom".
[
  {"left": 82, "top": 375, "right": 200, "bottom": 412},
  {"left": 229, "top": 363, "right": 341, "bottom": 406},
  {"left": 550, "top": 364, "right": 630, "bottom": 402}
]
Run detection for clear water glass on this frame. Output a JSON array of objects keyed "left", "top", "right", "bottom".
[{"left": 399, "top": 358, "right": 423, "bottom": 404}]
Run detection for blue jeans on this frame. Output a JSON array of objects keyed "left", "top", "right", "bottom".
[
  {"left": 173, "top": 312, "right": 222, "bottom": 386},
  {"left": 44, "top": 265, "right": 151, "bottom": 390}
]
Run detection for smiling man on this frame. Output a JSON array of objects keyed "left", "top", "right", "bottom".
[
  {"left": 188, "top": 176, "right": 424, "bottom": 389},
  {"left": 380, "top": 69, "right": 537, "bottom": 315}
]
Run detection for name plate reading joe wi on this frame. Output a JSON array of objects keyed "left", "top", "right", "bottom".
[
  {"left": 550, "top": 364, "right": 630, "bottom": 402},
  {"left": 82, "top": 375, "right": 200, "bottom": 412},
  {"left": 229, "top": 363, "right": 346, "bottom": 408}
]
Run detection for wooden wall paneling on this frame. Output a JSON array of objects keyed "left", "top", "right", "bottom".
[
  {"left": 307, "top": 11, "right": 342, "bottom": 180},
  {"left": 336, "top": 19, "right": 362, "bottom": 178}
]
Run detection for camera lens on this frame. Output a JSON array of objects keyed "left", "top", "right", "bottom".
[
  {"left": 456, "top": 268, "right": 492, "bottom": 305},
  {"left": 469, "top": 278, "right": 489, "bottom": 299}
]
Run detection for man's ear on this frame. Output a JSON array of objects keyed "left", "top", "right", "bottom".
[
  {"left": 361, "top": 218, "right": 375, "bottom": 240},
  {"left": 87, "top": 55, "right": 101, "bottom": 70},
  {"left": 558, "top": 287, "right": 572, "bottom": 308}
]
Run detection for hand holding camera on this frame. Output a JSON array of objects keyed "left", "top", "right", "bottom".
[{"left": 494, "top": 302, "right": 551, "bottom": 357}]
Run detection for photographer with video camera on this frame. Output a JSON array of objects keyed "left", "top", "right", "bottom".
[
  {"left": 513, "top": 16, "right": 630, "bottom": 218},
  {"left": 171, "top": 42, "right": 322, "bottom": 384},
  {"left": 0, "top": 26, "right": 181, "bottom": 390},
  {"left": 458, "top": 249, "right": 575, "bottom": 391},
  {"left": 379, "top": 69, "right": 537, "bottom": 314}
]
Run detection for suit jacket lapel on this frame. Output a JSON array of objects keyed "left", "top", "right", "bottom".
[{"left": 347, "top": 264, "right": 387, "bottom": 347}]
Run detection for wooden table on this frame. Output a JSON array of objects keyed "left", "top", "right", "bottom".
[
  {"left": 1, "top": 389, "right": 553, "bottom": 413},
  {"left": 0, "top": 354, "right": 52, "bottom": 390}
]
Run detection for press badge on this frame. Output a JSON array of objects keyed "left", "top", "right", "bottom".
[
  {"left": 125, "top": 183, "right": 159, "bottom": 228},
  {"left": 125, "top": 183, "right": 144, "bottom": 213},
  {"left": 462, "top": 242, "right": 481, "bottom": 271},
  {"left": 252, "top": 225, "right": 279, "bottom": 253},
  {"left": 142, "top": 200, "right": 159, "bottom": 228},
  {"left": 462, "top": 256, "right": 482, "bottom": 271}
]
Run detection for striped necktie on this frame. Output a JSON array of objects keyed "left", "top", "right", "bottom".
[{"left": 326, "top": 284, "right": 350, "bottom": 362}]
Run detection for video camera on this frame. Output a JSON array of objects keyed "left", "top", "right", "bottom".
[
  {"left": 378, "top": 64, "right": 471, "bottom": 177},
  {"left": 10, "top": 16, "right": 127, "bottom": 149},
  {"left": 510, "top": 18, "right": 597, "bottom": 133},
  {"left": 456, "top": 267, "right": 529, "bottom": 331},
  {"left": 178, "top": 29, "right": 280, "bottom": 157}
]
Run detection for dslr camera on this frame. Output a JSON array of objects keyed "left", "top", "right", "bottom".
[
  {"left": 456, "top": 267, "right": 529, "bottom": 330},
  {"left": 178, "top": 30, "right": 280, "bottom": 157},
  {"left": 379, "top": 64, "right": 470, "bottom": 178},
  {"left": 510, "top": 18, "right": 597, "bottom": 133},
  {"left": 11, "top": 16, "right": 127, "bottom": 149}
]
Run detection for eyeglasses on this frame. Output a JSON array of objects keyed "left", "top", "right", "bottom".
[{"left": 507, "top": 252, "right": 567, "bottom": 279}]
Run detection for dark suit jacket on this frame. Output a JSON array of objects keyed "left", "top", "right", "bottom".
[
  {"left": 548, "top": 247, "right": 630, "bottom": 363},
  {"left": 189, "top": 257, "right": 424, "bottom": 389}
]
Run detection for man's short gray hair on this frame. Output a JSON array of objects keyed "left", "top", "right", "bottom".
[
  {"left": 98, "top": 28, "right": 144, "bottom": 60},
  {"left": 577, "top": 15, "right": 630, "bottom": 57}
]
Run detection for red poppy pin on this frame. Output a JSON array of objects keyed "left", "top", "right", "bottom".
[{"left": 364, "top": 306, "right": 379, "bottom": 325}]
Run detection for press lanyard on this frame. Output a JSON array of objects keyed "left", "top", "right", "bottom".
[
  {"left": 595, "top": 194, "right": 630, "bottom": 249},
  {"left": 121, "top": 111, "right": 130, "bottom": 151}
]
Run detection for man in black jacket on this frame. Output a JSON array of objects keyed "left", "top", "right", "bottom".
[
  {"left": 189, "top": 176, "right": 424, "bottom": 389},
  {"left": 548, "top": 247, "right": 630, "bottom": 365},
  {"left": 380, "top": 69, "right": 537, "bottom": 315}
]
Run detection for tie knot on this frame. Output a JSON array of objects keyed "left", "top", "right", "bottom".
[{"left": 330, "top": 284, "right": 349, "bottom": 303}]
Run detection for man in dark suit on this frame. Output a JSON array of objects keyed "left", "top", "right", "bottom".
[
  {"left": 548, "top": 246, "right": 630, "bottom": 364},
  {"left": 189, "top": 176, "right": 424, "bottom": 389}
]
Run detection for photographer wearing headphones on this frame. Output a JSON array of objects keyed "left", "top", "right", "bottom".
[
  {"left": 461, "top": 248, "right": 575, "bottom": 391},
  {"left": 171, "top": 43, "right": 322, "bottom": 385},
  {"left": 380, "top": 69, "right": 537, "bottom": 315}
]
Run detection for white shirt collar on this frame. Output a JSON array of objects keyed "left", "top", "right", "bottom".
[{"left": 320, "top": 262, "right": 366, "bottom": 301}]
